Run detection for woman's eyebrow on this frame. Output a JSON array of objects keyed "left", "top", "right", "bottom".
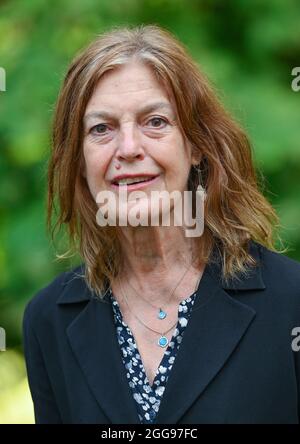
[{"left": 84, "top": 101, "right": 174, "bottom": 123}]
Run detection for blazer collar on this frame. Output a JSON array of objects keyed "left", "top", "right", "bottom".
[
  {"left": 209, "top": 239, "right": 265, "bottom": 291},
  {"left": 57, "top": 240, "right": 265, "bottom": 306},
  {"left": 57, "top": 240, "right": 265, "bottom": 424}
]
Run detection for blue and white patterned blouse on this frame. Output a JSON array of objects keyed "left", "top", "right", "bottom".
[{"left": 107, "top": 287, "right": 198, "bottom": 424}]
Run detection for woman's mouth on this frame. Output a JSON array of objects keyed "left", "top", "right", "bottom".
[{"left": 111, "top": 175, "right": 160, "bottom": 191}]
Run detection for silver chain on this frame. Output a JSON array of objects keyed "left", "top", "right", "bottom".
[
  {"left": 118, "top": 265, "right": 202, "bottom": 341},
  {"left": 118, "top": 276, "right": 179, "bottom": 337},
  {"left": 123, "top": 257, "right": 194, "bottom": 315}
]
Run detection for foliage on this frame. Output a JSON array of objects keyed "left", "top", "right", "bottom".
[{"left": 0, "top": 0, "right": 299, "bottom": 423}]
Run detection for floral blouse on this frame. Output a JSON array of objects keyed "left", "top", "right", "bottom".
[{"left": 108, "top": 287, "right": 198, "bottom": 424}]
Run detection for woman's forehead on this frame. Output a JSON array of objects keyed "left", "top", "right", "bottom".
[{"left": 85, "top": 75, "right": 177, "bottom": 119}]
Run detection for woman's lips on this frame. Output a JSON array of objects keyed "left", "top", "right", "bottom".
[{"left": 110, "top": 175, "right": 160, "bottom": 191}]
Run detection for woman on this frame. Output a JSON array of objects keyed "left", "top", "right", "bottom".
[{"left": 23, "top": 24, "right": 300, "bottom": 424}]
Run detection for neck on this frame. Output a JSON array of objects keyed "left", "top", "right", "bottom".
[
  {"left": 118, "top": 224, "right": 194, "bottom": 270},
  {"left": 113, "top": 225, "right": 202, "bottom": 305}
]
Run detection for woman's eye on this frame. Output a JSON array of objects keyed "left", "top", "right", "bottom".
[
  {"left": 91, "top": 123, "right": 109, "bottom": 135},
  {"left": 147, "top": 117, "right": 167, "bottom": 128}
]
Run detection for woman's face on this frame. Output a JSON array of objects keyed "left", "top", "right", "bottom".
[{"left": 82, "top": 60, "right": 197, "bottom": 224}]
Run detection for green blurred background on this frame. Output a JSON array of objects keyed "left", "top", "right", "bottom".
[{"left": 0, "top": 0, "right": 299, "bottom": 423}]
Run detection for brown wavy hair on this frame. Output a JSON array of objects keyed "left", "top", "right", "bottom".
[{"left": 47, "top": 24, "right": 285, "bottom": 299}]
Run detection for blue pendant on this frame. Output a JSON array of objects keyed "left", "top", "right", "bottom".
[
  {"left": 158, "top": 309, "right": 166, "bottom": 320},
  {"left": 158, "top": 336, "right": 169, "bottom": 348}
]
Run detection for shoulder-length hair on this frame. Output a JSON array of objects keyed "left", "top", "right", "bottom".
[{"left": 48, "top": 24, "right": 285, "bottom": 299}]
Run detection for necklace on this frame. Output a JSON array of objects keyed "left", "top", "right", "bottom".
[
  {"left": 118, "top": 265, "right": 201, "bottom": 348},
  {"left": 123, "top": 258, "right": 193, "bottom": 322},
  {"left": 118, "top": 277, "right": 178, "bottom": 348}
]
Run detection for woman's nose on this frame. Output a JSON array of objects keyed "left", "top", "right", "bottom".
[{"left": 115, "top": 123, "right": 145, "bottom": 161}]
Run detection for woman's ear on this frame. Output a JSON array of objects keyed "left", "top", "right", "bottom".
[
  {"left": 191, "top": 150, "right": 202, "bottom": 166},
  {"left": 187, "top": 139, "right": 202, "bottom": 166}
]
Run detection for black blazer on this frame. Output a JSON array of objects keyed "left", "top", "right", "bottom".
[{"left": 22, "top": 240, "right": 300, "bottom": 424}]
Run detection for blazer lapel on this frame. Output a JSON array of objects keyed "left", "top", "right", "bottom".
[
  {"left": 59, "top": 241, "right": 265, "bottom": 424},
  {"left": 154, "top": 241, "right": 265, "bottom": 423},
  {"left": 64, "top": 287, "right": 141, "bottom": 423},
  {"left": 154, "top": 265, "right": 257, "bottom": 423}
]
